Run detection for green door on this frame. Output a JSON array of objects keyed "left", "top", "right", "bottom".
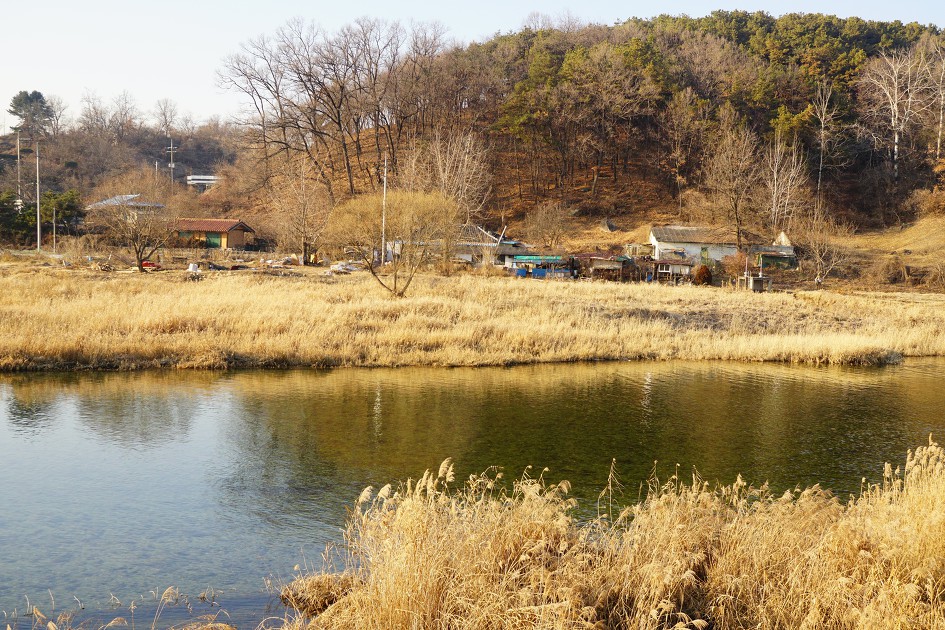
[{"left": 206, "top": 232, "right": 221, "bottom": 248}]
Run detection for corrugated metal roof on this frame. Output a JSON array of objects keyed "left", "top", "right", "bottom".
[
  {"left": 86, "top": 194, "right": 165, "bottom": 210},
  {"left": 456, "top": 223, "right": 500, "bottom": 246},
  {"left": 650, "top": 225, "right": 764, "bottom": 245},
  {"left": 175, "top": 218, "right": 255, "bottom": 233}
]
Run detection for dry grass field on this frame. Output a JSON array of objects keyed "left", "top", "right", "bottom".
[
  {"left": 1, "top": 258, "right": 944, "bottom": 370},
  {"left": 282, "top": 438, "right": 945, "bottom": 629}
]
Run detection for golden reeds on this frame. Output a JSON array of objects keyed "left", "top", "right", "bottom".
[
  {"left": 283, "top": 438, "right": 945, "bottom": 629},
  {"left": 1, "top": 266, "right": 944, "bottom": 370}
]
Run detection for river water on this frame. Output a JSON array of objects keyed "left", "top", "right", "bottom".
[{"left": 2, "top": 360, "right": 944, "bottom": 626}]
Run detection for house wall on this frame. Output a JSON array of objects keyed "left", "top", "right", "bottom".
[
  {"left": 228, "top": 230, "right": 247, "bottom": 249},
  {"left": 656, "top": 262, "right": 692, "bottom": 276},
  {"left": 649, "top": 235, "right": 737, "bottom": 262}
]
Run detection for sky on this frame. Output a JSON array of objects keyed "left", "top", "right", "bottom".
[{"left": 2, "top": 0, "right": 943, "bottom": 131}]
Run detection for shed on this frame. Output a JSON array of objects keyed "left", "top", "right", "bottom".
[
  {"left": 573, "top": 254, "right": 637, "bottom": 281},
  {"left": 749, "top": 232, "right": 797, "bottom": 269},
  {"left": 653, "top": 258, "right": 695, "bottom": 280},
  {"left": 455, "top": 223, "right": 530, "bottom": 266},
  {"left": 750, "top": 245, "right": 798, "bottom": 269},
  {"left": 508, "top": 254, "right": 575, "bottom": 279},
  {"left": 174, "top": 218, "right": 255, "bottom": 249}
]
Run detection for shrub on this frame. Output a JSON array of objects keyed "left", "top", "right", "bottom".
[
  {"left": 871, "top": 255, "right": 908, "bottom": 284},
  {"left": 692, "top": 264, "right": 713, "bottom": 285},
  {"left": 907, "top": 188, "right": 945, "bottom": 217},
  {"left": 925, "top": 261, "right": 945, "bottom": 291},
  {"left": 721, "top": 251, "right": 749, "bottom": 280}
]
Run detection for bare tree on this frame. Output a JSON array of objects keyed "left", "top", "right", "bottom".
[
  {"left": 86, "top": 168, "right": 182, "bottom": 272},
  {"left": 395, "top": 22, "right": 449, "bottom": 137},
  {"left": 394, "top": 130, "right": 490, "bottom": 272},
  {"left": 346, "top": 17, "right": 404, "bottom": 182},
  {"left": 222, "top": 20, "right": 360, "bottom": 201},
  {"left": 554, "top": 41, "right": 660, "bottom": 192},
  {"left": 46, "top": 95, "right": 69, "bottom": 137},
  {"left": 923, "top": 38, "right": 945, "bottom": 165},
  {"left": 79, "top": 91, "right": 110, "bottom": 134},
  {"left": 428, "top": 130, "right": 492, "bottom": 223},
  {"left": 810, "top": 79, "right": 850, "bottom": 196},
  {"left": 763, "top": 129, "right": 808, "bottom": 230},
  {"left": 667, "top": 30, "right": 762, "bottom": 106},
  {"left": 659, "top": 87, "right": 709, "bottom": 212},
  {"left": 109, "top": 91, "right": 140, "bottom": 142},
  {"left": 702, "top": 105, "right": 761, "bottom": 250},
  {"left": 859, "top": 48, "right": 931, "bottom": 181},
  {"left": 154, "top": 98, "right": 179, "bottom": 137},
  {"left": 525, "top": 201, "right": 570, "bottom": 250},
  {"left": 797, "top": 201, "right": 853, "bottom": 284},
  {"left": 267, "top": 154, "right": 333, "bottom": 261}
]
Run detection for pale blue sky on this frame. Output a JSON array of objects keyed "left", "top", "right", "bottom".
[{"left": 2, "top": 0, "right": 942, "bottom": 130}]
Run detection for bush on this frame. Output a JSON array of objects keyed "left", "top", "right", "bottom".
[
  {"left": 906, "top": 188, "right": 945, "bottom": 217},
  {"left": 870, "top": 255, "right": 908, "bottom": 284},
  {"left": 692, "top": 264, "right": 713, "bottom": 285},
  {"left": 721, "top": 251, "right": 749, "bottom": 280},
  {"left": 925, "top": 261, "right": 945, "bottom": 291}
]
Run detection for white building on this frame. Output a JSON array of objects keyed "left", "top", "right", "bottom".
[{"left": 649, "top": 225, "right": 759, "bottom": 265}]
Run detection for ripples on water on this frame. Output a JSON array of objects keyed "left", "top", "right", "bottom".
[{"left": 2, "top": 359, "right": 944, "bottom": 626}]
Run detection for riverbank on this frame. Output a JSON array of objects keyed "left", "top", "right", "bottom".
[
  {"left": 1, "top": 265, "right": 944, "bottom": 370},
  {"left": 282, "top": 439, "right": 945, "bottom": 629}
]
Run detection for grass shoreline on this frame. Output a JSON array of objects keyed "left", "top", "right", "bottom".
[{"left": 2, "top": 265, "right": 944, "bottom": 371}]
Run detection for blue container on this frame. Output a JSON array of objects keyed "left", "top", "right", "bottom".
[
  {"left": 532, "top": 268, "right": 547, "bottom": 279},
  {"left": 515, "top": 267, "right": 528, "bottom": 277}
]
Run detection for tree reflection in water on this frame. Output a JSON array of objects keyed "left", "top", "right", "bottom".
[{"left": 1, "top": 360, "right": 944, "bottom": 621}]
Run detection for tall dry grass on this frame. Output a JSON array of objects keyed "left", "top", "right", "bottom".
[
  {"left": 1, "top": 265, "right": 945, "bottom": 370},
  {"left": 282, "top": 439, "right": 945, "bottom": 629}
]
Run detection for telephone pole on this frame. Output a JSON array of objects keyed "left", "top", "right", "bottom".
[
  {"left": 35, "top": 139, "right": 41, "bottom": 252},
  {"left": 166, "top": 138, "right": 177, "bottom": 184},
  {"left": 381, "top": 156, "right": 387, "bottom": 265},
  {"left": 16, "top": 131, "right": 21, "bottom": 200}
]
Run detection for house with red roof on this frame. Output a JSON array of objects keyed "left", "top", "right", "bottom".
[{"left": 174, "top": 218, "right": 255, "bottom": 249}]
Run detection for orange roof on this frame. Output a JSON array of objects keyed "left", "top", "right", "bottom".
[{"left": 176, "top": 218, "right": 255, "bottom": 233}]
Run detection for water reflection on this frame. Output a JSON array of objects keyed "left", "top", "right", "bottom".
[{"left": 1, "top": 360, "right": 944, "bottom": 626}]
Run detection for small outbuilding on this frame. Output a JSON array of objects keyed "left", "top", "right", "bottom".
[
  {"left": 750, "top": 231, "right": 798, "bottom": 269},
  {"left": 174, "top": 218, "right": 255, "bottom": 249}
]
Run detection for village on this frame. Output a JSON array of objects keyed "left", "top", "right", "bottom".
[{"left": 78, "top": 190, "right": 804, "bottom": 293}]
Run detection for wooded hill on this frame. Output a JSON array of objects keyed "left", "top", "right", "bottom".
[
  {"left": 2, "top": 11, "right": 945, "bottom": 248},
  {"left": 214, "top": 10, "right": 945, "bottom": 244}
]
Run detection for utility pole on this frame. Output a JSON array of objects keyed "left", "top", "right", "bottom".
[
  {"left": 16, "top": 131, "right": 21, "bottom": 200},
  {"left": 381, "top": 156, "right": 387, "bottom": 265},
  {"left": 166, "top": 138, "right": 177, "bottom": 184},
  {"left": 35, "top": 139, "right": 41, "bottom": 252},
  {"left": 300, "top": 159, "right": 308, "bottom": 264}
]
